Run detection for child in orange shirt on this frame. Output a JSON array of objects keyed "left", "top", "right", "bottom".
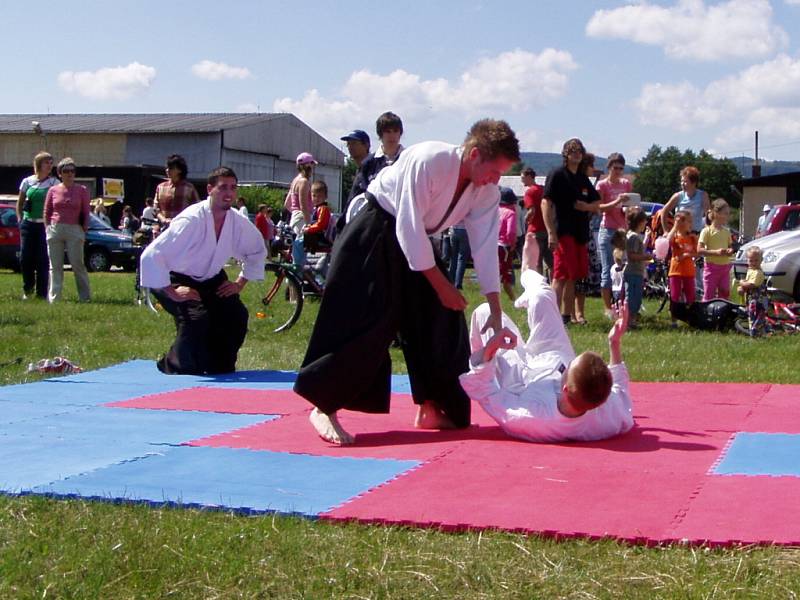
[{"left": 667, "top": 209, "right": 697, "bottom": 327}]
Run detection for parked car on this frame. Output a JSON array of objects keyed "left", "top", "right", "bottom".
[
  {"left": 0, "top": 196, "right": 137, "bottom": 272},
  {"left": 733, "top": 229, "right": 800, "bottom": 300},
  {"left": 755, "top": 202, "right": 800, "bottom": 238},
  {"left": 84, "top": 214, "right": 138, "bottom": 271},
  {"left": 0, "top": 196, "right": 21, "bottom": 271},
  {"left": 639, "top": 201, "right": 664, "bottom": 218}
]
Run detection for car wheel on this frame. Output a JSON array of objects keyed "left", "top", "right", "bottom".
[{"left": 86, "top": 248, "right": 111, "bottom": 272}]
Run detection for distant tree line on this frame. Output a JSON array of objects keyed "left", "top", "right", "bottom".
[{"left": 634, "top": 145, "right": 742, "bottom": 207}]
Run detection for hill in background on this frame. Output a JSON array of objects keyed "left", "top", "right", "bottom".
[{"left": 518, "top": 152, "right": 800, "bottom": 179}]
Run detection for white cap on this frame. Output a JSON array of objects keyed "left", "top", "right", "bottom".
[{"left": 762, "top": 204, "right": 771, "bottom": 212}]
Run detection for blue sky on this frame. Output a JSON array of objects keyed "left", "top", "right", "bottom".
[{"left": 4, "top": 0, "right": 800, "bottom": 162}]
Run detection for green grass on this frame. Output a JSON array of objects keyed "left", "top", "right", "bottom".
[{"left": 0, "top": 267, "right": 798, "bottom": 599}]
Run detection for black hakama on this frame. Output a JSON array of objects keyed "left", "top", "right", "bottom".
[
  {"left": 294, "top": 198, "right": 471, "bottom": 427},
  {"left": 152, "top": 270, "right": 249, "bottom": 375}
]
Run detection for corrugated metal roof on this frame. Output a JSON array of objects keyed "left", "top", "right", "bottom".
[{"left": 0, "top": 113, "right": 284, "bottom": 133}]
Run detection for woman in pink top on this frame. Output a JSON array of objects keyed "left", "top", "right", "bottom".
[
  {"left": 287, "top": 152, "right": 316, "bottom": 268},
  {"left": 595, "top": 153, "right": 632, "bottom": 317},
  {"left": 498, "top": 188, "right": 518, "bottom": 301},
  {"left": 44, "top": 157, "right": 91, "bottom": 302}
]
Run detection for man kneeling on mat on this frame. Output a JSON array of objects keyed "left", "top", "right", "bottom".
[
  {"left": 459, "top": 269, "right": 633, "bottom": 442},
  {"left": 140, "top": 166, "right": 266, "bottom": 375}
]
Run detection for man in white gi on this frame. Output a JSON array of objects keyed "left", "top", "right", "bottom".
[
  {"left": 140, "top": 166, "right": 266, "bottom": 375},
  {"left": 295, "top": 119, "right": 521, "bottom": 445},
  {"left": 460, "top": 269, "right": 633, "bottom": 442}
]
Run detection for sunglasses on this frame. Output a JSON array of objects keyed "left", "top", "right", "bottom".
[{"left": 60, "top": 168, "right": 76, "bottom": 173}]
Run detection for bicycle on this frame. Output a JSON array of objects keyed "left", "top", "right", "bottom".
[
  {"left": 133, "top": 217, "right": 161, "bottom": 313},
  {"left": 733, "top": 285, "right": 800, "bottom": 337},
  {"left": 643, "top": 258, "right": 670, "bottom": 313},
  {"left": 260, "top": 223, "right": 330, "bottom": 332}
]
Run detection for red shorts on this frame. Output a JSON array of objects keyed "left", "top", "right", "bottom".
[
  {"left": 553, "top": 234, "right": 588, "bottom": 280},
  {"left": 498, "top": 245, "right": 515, "bottom": 284}
]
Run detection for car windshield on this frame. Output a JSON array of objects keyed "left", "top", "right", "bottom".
[
  {"left": 88, "top": 213, "right": 113, "bottom": 230},
  {"left": 0, "top": 207, "right": 18, "bottom": 227}
]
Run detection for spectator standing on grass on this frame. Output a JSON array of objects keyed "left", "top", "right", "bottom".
[
  {"left": 93, "top": 199, "right": 111, "bottom": 226},
  {"left": 119, "top": 205, "right": 139, "bottom": 235},
  {"left": 154, "top": 154, "right": 200, "bottom": 225},
  {"left": 520, "top": 167, "right": 547, "bottom": 275},
  {"left": 667, "top": 209, "right": 698, "bottom": 328},
  {"left": 286, "top": 152, "right": 316, "bottom": 269},
  {"left": 596, "top": 153, "right": 633, "bottom": 319},
  {"left": 236, "top": 197, "right": 249, "bottom": 218},
  {"left": 498, "top": 187, "right": 518, "bottom": 301},
  {"left": 43, "top": 157, "right": 91, "bottom": 303},
  {"left": 448, "top": 220, "right": 471, "bottom": 289},
  {"left": 294, "top": 119, "right": 520, "bottom": 445},
  {"left": 623, "top": 208, "right": 650, "bottom": 330},
  {"left": 573, "top": 152, "right": 603, "bottom": 325},
  {"left": 140, "top": 166, "right": 266, "bottom": 375},
  {"left": 255, "top": 204, "right": 275, "bottom": 258},
  {"left": 338, "top": 114, "right": 406, "bottom": 233},
  {"left": 662, "top": 166, "right": 709, "bottom": 297},
  {"left": 142, "top": 197, "right": 156, "bottom": 223},
  {"left": 541, "top": 138, "right": 600, "bottom": 324},
  {"left": 697, "top": 198, "right": 733, "bottom": 301},
  {"left": 17, "top": 151, "right": 58, "bottom": 300}
]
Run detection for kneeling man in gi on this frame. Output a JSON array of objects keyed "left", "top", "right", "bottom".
[
  {"left": 460, "top": 269, "right": 633, "bottom": 442},
  {"left": 140, "top": 166, "right": 266, "bottom": 375}
]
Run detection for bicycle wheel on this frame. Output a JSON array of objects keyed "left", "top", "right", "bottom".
[
  {"left": 261, "top": 263, "right": 303, "bottom": 332},
  {"left": 734, "top": 317, "right": 754, "bottom": 337}
]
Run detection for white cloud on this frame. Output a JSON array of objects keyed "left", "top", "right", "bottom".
[
  {"left": 57, "top": 62, "right": 156, "bottom": 101},
  {"left": 236, "top": 102, "right": 259, "bottom": 112},
  {"left": 191, "top": 60, "right": 252, "bottom": 81},
  {"left": 787, "top": 0, "right": 800, "bottom": 5},
  {"left": 273, "top": 49, "right": 577, "bottom": 143},
  {"left": 634, "top": 54, "right": 800, "bottom": 150},
  {"left": 586, "top": 0, "right": 788, "bottom": 62}
]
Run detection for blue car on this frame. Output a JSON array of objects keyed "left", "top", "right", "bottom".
[{"left": 83, "top": 214, "right": 138, "bottom": 271}]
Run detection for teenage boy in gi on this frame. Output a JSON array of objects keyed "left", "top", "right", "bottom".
[
  {"left": 295, "top": 119, "right": 521, "bottom": 445},
  {"left": 460, "top": 269, "right": 633, "bottom": 443},
  {"left": 140, "top": 167, "right": 266, "bottom": 375}
]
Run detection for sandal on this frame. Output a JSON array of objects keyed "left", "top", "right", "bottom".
[{"left": 571, "top": 317, "right": 588, "bottom": 325}]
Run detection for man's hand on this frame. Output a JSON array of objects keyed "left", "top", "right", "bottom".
[
  {"left": 422, "top": 266, "right": 467, "bottom": 311},
  {"left": 217, "top": 279, "right": 245, "bottom": 298},
  {"left": 436, "top": 283, "right": 468, "bottom": 311},
  {"left": 483, "top": 327, "right": 517, "bottom": 361},
  {"left": 163, "top": 285, "right": 200, "bottom": 302}
]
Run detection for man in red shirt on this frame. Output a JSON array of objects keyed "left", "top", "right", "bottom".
[{"left": 521, "top": 168, "right": 550, "bottom": 276}]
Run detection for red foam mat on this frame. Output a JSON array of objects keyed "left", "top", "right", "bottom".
[{"left": 111, "top": 381, "right": 800, "bottom": 545}]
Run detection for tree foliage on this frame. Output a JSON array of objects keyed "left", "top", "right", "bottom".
[
  {"left": 341, "top": 159, "right": 358, "bottom": 201},
  {"left": 633, "top": 145, "right": 742, "bottom": 207},
  {"left": 237, "top": 185, "right": 287, "bottom": 214}
]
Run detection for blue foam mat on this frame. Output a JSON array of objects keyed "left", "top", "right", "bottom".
[
  {"left": 715, "top": 432, "right": 800, "bottom": 476},
  {"left": 34, "top": 446, "right": 418, "bottom": 515},
  {"left": 0, "top": 361, "right": 412, "bottom": 406}
]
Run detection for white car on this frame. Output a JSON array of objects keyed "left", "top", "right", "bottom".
[{"left": 733, "top": 229, "right": 800, "bottom": 300}]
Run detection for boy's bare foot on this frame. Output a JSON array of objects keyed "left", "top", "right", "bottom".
[
  {"left": 309, "top": 408, "right": 354, "bottom": 445},
  {"left": 414, "top": 401, "right": 457, "bottom": 430}
]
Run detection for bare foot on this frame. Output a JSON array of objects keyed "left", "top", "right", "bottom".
[
  {"left": 414, "top": 401, "right": 457, "bottom": 430},
  {"left": 309, "top": 408, "right": 355, "bottom": 445}
]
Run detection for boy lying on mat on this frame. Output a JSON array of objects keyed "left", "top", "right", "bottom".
[{"left": 459, "top": 269, "right": 633, "bottom": 442}]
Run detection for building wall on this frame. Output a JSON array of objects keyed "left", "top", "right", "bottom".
[
  {"left": 741, "top": 186, "right": 786, "bottom": 236},
  {"left": 0, "top": 133, "right": 127, "bottom": 166},
  {"left": 223, "top": 114, "right": 342, "bottom": 165},
  {"left": 125, "top": 133, "right": 222, "bottom": 178}
]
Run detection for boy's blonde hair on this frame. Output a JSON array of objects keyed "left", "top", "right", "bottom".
[{"left": 746, "top": 245, "right": 763, "bottom": 263}]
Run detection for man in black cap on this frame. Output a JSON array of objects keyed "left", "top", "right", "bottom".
[{"left": 341, "top": 129, "right": 371, "bottom": 168}]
